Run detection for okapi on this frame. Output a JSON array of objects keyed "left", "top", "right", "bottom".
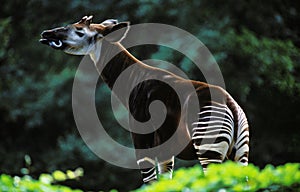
[{"left": 40, "top": 16, "right": 249, "bottom": 183}]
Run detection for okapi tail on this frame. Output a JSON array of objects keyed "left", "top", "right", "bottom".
[{"left": 226, "top": 94, "right": 250, "bottom": 165}]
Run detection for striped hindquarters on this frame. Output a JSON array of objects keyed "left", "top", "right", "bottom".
[
  {"left": 192, "top": 103, "right": 235, "bottom": 171},
  {"left": 226, "top": 94, "right": 250, "bottom": 165}
]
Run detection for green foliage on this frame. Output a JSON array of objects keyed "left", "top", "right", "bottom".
[
  {"left": 0, "top": 17, "right": 11, "bottom": 61},
  {"left": 0, "top": 169, "right": 83, "bottom": 192},
  {"left": 136, "top": 162, "right": 300, "bottom": 192},
  {"left": 220, "top": 28, "right": 300, "bottom": 97}
]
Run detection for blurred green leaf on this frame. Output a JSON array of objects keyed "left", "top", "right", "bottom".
[{"left": 52, "top": 170, "right": 67, "bottom": 182}]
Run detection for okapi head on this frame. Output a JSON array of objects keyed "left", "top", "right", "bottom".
[{"left": 40, "top": 15, "right": 130, "bottom": 61}]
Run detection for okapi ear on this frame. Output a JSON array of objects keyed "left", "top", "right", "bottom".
[
  {"left": 101, "top": 19, "right": 118, "bottom": 26},
  {"left": 79, "top": 15, "right": 93, "bottom": 26},
  {"left": 104, "top": 22, "right": 130, "bottom": 43}
]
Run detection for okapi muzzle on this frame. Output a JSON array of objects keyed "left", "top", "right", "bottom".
[{"left": 40, "top": 27, "right": 69, "bottom": 50}]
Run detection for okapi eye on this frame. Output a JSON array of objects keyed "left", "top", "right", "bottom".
[{"left": 75, "top": 31, "right": 84, "bottom": 37}]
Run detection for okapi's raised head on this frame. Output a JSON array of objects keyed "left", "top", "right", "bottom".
[{"left": 40, "top": 16, "right": 130, "bottom": 57}]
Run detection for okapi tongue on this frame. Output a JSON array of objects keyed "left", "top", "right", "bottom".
[{"left": 49, "top": 40, "right": 62, "bottom": 48}]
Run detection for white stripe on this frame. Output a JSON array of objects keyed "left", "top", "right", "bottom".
[
  {"left": 236, "top": 137, "right": 249, "bottom": 150},
  {"left": 141, "top": 167, "right": 155, "bottom": 174},
  {"left": 198, "top": 110, "right": 233, "bottom": 121},
  {"left": 192, "top": 133, "right": 232, "bottom": 143},
  {"left": 192, "top": 120, "right": 233, "bottom": 128},
  {"left": 192, "top": 129, "right": 232, "bottom": 139},
  {"left": 235, "top": 131, "right": 249, "bottom": 146},
  {"left": 201, "top": 105, "right": 234, "bottom": 117},
  {"left": 234, "top": 145, "right": 249, "bottom": 161},
  {"left": 199, "top": 159, "right": 222, "bottom": 164},
  {"left": 192, "top": 127, "right": 232, "bottom": 135},
  {"left": 201, "top": 105, "right": 227, "bottom": 110},
  {"left": 143, "top": 172, "right": 157, "bottom": 183},
  {"left": 192, "top": 124, "right": 233, "bottom": 133},
  {"left": 137, "top": 157, "right": 156, "bottom": 166}
]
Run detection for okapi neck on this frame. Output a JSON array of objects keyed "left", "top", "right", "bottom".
[{"left": 96, "top": 40, "right": 140, "bottom": 89}]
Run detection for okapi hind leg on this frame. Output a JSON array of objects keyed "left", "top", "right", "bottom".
[
  {"left": 192, "top": 104, "right": 235, "bottom": 172},
  {"left": 226, "top": 94, "right": 250, "bottom": 166}
]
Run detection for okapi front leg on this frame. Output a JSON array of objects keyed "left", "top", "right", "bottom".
[
  {"left": 192, "top": 104, "right": 234, "bottom": 172},
  {"left": 157, "top": 156, "right": 174, "bottom": 179},
  {"left": 137, "top": 157, "right": 157, "bottom": 183}
]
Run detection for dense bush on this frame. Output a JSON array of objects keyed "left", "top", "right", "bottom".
[{"left": 136, "top": 162, "right": 300, "bottom": 192}]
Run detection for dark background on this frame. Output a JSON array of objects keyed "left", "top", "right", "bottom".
[{"left": 0, "top": 0, "right": 299, "bottom": 191}]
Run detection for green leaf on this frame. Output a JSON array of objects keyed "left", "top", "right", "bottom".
[
  {"left": 39, "top": 174, "right": 54, "bottom": 184},
  {"left": 52, "top": 170, "right": 67, "bottom": 181}
]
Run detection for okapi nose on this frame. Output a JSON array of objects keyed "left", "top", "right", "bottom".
[{"left": 41, "top": 30, "right": 54, "bottom": 38}]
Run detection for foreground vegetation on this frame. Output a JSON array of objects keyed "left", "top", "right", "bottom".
[
  {"left": 0, "top": 168, "right": 84, "bottom": 192},
  {"left": 1, "top": 162, "right": 299, "bottom": 192},
  {"left": 137, "top": 162, "right": 300, "bottom": 192}
]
